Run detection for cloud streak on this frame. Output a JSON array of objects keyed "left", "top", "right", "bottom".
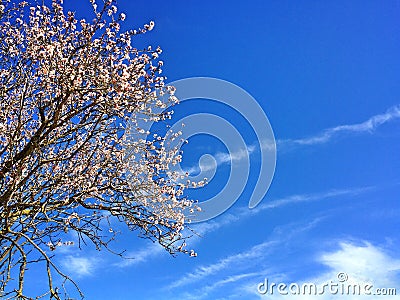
[
  {"left": 116, "top": 185, "right": 372, "bottom": 268},
  {"left": 168, "top": 240, "right": 276, "bottom": 289},
  {"left": 165, "top": 218, "right": 327, "bottom": 300},
  {"left": 185, "top": 104, "right": 400, "bottom": 174},
  {"left": 169, "top": 217, "right": 324, "bottom": 291},
  {"left": 115, "top": 242, "right": 165, "bottom": 268},
  {"left": 249, "top": 186, "right": 373, "bottom": 214},
  {"left": 179, "top": 272, "right": 260, "bottom": 300},
  {"left": 280, "top": 104, "right": 400, "bottom": 147},
  {"left": 192, "top": 185, "right": 373, "bottom": 236},
  {"left": 183, "top": 144, "right": 256, "bottom": 175}
]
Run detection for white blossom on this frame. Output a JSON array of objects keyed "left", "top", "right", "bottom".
[{"left": 0, "top": 1, "right": 196, "bottom": 298}]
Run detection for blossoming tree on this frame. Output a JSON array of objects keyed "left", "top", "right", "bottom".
[{"left": 0, "top": 0, "right": 195, "bottom": 298}]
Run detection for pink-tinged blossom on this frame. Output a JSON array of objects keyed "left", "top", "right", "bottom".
[{"left": 0, "top": 0, "right": 197, "bottom": 299}]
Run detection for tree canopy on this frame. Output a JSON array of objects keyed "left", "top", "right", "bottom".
[{"left": 0, "top": 0, "right": 196, "bottom": 298}]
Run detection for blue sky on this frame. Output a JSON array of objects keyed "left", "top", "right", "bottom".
[{"left": 26, "top": 1, "right": 400, "bottom": 299}]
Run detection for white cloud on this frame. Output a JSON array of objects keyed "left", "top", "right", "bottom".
[
  {"left": 119, "top": 185, "right": 372, "bottom": 269},
  {"left": 239, "top": 241, "right": 400, "bottom": 300},
  {"left": 308, "top": 241, "right": 400, "bottom": 299},
  {"left": 115, "top": 242, "right": 165, "bottom": 268},
  {"left": 250, "top": 186, "right": 373, "bottom": 214},
  {"left": 280, "top": 104, "right": 400, "bottom": 147},
  {"left": 168, "top": 240, "right": 276, "bottom": 289},
  {"left": 179, "top": 272, "right": 260, "bottom": 300},
  {"left": 62, "top": 255, "right": 96, "bottom": 277},
  {"left": 322, "top": 242, "right": 400, "bottom": 279},
  {"left": 191, "top": 213, "right": 240, "bottom": 236},
  {"left": 197, "top": 186, "right": 373, "bottom": 235},
  {"left": 214, "top": 144, "right": 256, "bottom": 165},
  {"left": 184, "top": 104, "right": 400, "bottom": 175},
  {"left": 184, "top": 144, "right": 256, "bottom": 175},
  {"left": 168, "top": 218, "right": 324, "bottom": 291},
  {"left": 205, "top": 272, "right": 259, "bottom": 292}
]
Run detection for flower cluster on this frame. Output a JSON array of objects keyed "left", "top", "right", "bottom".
[{"left": 0, "top": 0, "right": 195, "bottom": 298}]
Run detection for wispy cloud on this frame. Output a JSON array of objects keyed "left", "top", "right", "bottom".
[
  {"left": 62, "top": 255, "right": 97, "bottom": 277},
  {"left": 115, "top": 242, "right": 165, "bottom": 268},
  {"left": 185, "top": 104, "right": 400, "bottom": 174},
  {"left": 191, "top": 213, "right": 240, "bottom": 236},
  {"left": 202, "top": 272, "right": 259, "bottom": 293},
  {"left": 178, "top": 272, "right": 260, "bottom": 300},
  {"left": 214, "top": 145, "right": 256, "bottom": 165},
  {"left": 168, "top": 240, "right": 276, "bottom": 289},
  {"left": 117, "top": 185, "right": 372, "bottom": 268},
  {"left": 115, "top": 216, "right": 239, "bottom": 268},
  {"left": 165, "top": 217, "right": 325, "bottom": 300},
  {"left": 193, "top": 186, "right": 373, "bottom": 236},
  {"left": 249, "top": 186, "right": 373, "bottom": 214},
  {"left": 280, "top": 104, "right": 400, "bottom": 147},
  {"left": 169, "top": 217, "right": 324, "bottom": 291},
  {"left": 183, "top": 144, "right": 256, "bottom": 175}
]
